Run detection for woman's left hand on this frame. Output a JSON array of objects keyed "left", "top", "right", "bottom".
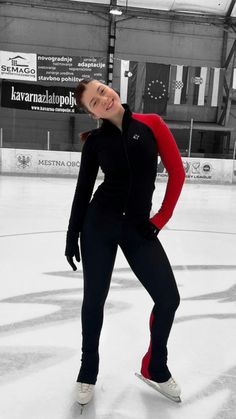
[{"left": 137, "top": 220, "right": 160, "bottom": 240}]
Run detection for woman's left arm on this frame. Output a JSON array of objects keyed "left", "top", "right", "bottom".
[{"left": 148, "top": 115, "right": 186, "bottom": 231}]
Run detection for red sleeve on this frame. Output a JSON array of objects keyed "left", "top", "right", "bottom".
[{"left": 133, "top": 113, "right": 186, "bottom": 230}]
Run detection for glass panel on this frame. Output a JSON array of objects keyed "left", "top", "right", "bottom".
[
  {"left": 232, "top": 2, "right": 236, "bottom": 16},
  {"left": 69, "top": 0, "right": 235, "bottom": 16},
  {"left": 0, "top": 108, "right": 97, "bottom": 152},
  {"left": 117, "top": 0, "right": 232, "bottom": 16},
  {"left": 173, "top": 129, "right": 234, "bottom": 159},
  {"left": 173, "top": 0, "right": 231, "bottom": 15},
  {"left": 71, "top": 0, "right": 110, "bottom": 4},
  {"left": 117, "top": 0, "right": 173, "bottom": 10},
  {"left": 233, "top": 69, "right": 236, "bottom": 89}
]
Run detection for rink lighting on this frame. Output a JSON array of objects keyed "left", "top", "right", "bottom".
[{"left": 109, "top": 7, "right": 123, "bottom": 16}]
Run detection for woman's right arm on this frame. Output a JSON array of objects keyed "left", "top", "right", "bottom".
[{"left": 67, "top": 134, "right": 99, "bottom": 237}]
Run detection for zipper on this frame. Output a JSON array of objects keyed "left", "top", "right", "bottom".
[{"left": 121, "top": 129, "right": 133, "bottom": 216}]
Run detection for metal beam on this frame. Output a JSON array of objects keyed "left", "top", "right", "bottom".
[
  {"left": 1, "top": 0, "right": 233, "bottom": 27},
  {"left": 218, "top": 105, "right": 227, "bottom": 125},
  {"left": 221, "top": 30, "right": 228, "bottom": 66},
  {"left": 225, "top": 47, "right": 236, "bottom": 125},
  {"left": 226, "top": 0, "right": 236, "bottom": 17},
  {"left": 107, "top": 0, "right": 116, "bottom": 86},
  {"left": 218, "top": 39, "right": 236, "bottom": 125},
  {"left": 223, "top": 39, "right": 236, "bottom": 68},
  {"left": 0, "top": 0, "right": 109, "bottom": 14},
  {"left": 223, "top": 77, "right": 230, "bottom": 98}
]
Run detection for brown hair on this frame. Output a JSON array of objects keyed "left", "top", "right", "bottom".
[
  {"left": 75, "top": 78, "right": 94, "bottom": 109},
  {"left": 75, "top": 78, "right": 95, "bottom": 142}
]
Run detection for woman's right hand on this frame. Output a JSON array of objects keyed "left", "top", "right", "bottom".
[{"left": 65, "top": 231, "right": 81, "bottom": 271}]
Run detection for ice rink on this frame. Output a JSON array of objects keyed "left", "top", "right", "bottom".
[{"left": 0, "top": 174, "right": 236, "bottom": 419}]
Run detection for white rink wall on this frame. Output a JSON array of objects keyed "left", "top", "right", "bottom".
[{"left": 0, "top": 148, "right": 235, "bottom": 184}]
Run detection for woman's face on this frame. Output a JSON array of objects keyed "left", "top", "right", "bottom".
[{"left": 81, "top": 80, "right": 122, "bottom": 119}]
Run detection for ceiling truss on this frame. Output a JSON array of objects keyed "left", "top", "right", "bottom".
[{"left": 1, "top": 0, "right": 236, "bottom": 29}]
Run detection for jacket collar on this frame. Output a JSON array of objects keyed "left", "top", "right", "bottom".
[{"left": 100, "top": 103, "right": 132, "bottom": 133}]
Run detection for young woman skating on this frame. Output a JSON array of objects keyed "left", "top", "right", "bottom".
[{"left": 65, "top": 78, "right": 185, "bottom": 408}]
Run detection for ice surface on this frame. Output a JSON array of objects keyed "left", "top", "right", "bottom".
[{"left": 0, "top": 175, "right": 235, "bottom": 419}]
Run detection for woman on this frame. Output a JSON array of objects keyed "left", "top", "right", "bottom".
[{"left": 65, "top": 78, "right": 185, "bottom": 406}]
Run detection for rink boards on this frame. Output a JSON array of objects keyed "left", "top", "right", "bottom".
[{"left": 0, "top": 148, "right": 235, "bottom": 184}]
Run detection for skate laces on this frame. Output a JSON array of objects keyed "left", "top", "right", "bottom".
[
  {"left": 167, "top": 377, "right": 178, "bottom": 389},
  {"left": 78, "top": 383, "right": 93, "bottom": 393}
]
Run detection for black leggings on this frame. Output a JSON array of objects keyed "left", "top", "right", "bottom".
[{"left": 77, "top": 200, "right": 180, "bottom": 385}]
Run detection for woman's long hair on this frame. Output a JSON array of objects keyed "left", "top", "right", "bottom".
[{"left": 75, "top": 78, "right": 95, "bottom": 142}]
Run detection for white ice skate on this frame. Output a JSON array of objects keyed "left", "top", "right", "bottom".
[
  {"left": 76, "top": 382, "right": 95, "bottom": 413},
  {"left": 135, "top": 372, "right": 181, "bottom": 403}
]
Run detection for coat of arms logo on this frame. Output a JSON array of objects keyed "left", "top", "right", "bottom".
[{"left": 16, "top": 154, "right": 32, "bottom": 169}]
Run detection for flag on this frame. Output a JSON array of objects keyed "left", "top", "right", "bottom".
[
  {"left": 191, "top": 66, "right": 208, "bottom": 106},
  {"left": 143, "top": 63, "right": 170, "bottom": 115},
  {"left": 169, "top": 65, "right": 189, "bottom": 104},
  {"left": 120, "top": 59, "right": 129, "bottom": 103},
  {"left": 189, "top": 66, "right": 224, "bottom": 107},
  {"left": 120, "top": 60, "right": 170, "bottom": 114},
  {"left": 120, "top": 60, "right": 146, "bottom": 112},
  {"left": 207, "top": 67, "right": 224, "bottom": 107},
  {"left": 120, "top": 60, "right": 224, "bottom": 111}
]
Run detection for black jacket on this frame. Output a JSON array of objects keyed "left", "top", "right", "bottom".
[{"left": 67, "top": 104, "right": 185, "bottom": 236}]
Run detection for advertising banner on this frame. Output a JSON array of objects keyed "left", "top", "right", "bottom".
[
  {"left": 1, "top": 149, "right": 81, "bottom": 176},
  {"left": 0, "top": 50, "right": 37, "bottom": 81},
  {"left": 0, "top": 148, "right": 104, "bottom": 177},
  {"left": 0, "top": 50, "right": 106, "bottom": 84},
  {"left": 37, "top": 55, "right": 106, "bottom": 84},
  {"left": 233, "top": 160, "right": 236, "bottom": 184},
  {"left": 1, "top": 81, "right": 76, "bottom": 113},
  {"left": 157, "top": 157, "right": 233, "bottom": 183},
  {"left": 0, "top": 149, "right": 233, "bottom": 183}
]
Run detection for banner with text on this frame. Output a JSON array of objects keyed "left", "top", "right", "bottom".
[
  {"left": 37, "top": 54, "right": 106, "bottom": 84},
  {"left": 0, "top": 50, "right": 106, "bottom": 84},
  {"left": 1, "top": 81, "right": 77, "bottom": 113},
  {"left": 0, "top": 148, "right": 82, "bottom": 176},
  {"left": 0, "top": 50, "right": 37, "bottom": 81},
  {"left": 157, "top": 156, "right": 233, "bottom": 183},
  {"left": 0, "top": 149, "right": 234, "bottom": 183}
]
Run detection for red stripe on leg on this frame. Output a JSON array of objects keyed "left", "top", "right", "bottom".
[
  {"left": 141, "top": 312, "right": 155, "bottom": 379},
  {"left": 149, "top": 312, "right": 154, "bottom": 330}
]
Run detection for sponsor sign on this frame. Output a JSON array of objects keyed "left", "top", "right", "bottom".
[
  {"left": 1, "top": 81, "right": 76, "bottom": 113},
  {"left": 233, "top": 160, "right": 236, "bottom": 184},
  {"left": 0, "top": 50, "right": 37, "bottom": 81},
  {"left": 157, "top": 157, "right": 233, "bottom": 183},
  {"left": 37, "top": 55, "right": 106, "bottom": 84},
  {"left": 0, "top": 148, "right": 104, "bottom": 177},
  {"left": 0, "top": 149, "right": 233, "bottom": 183},
  {"left": 0, "top": 50, "right": 106, "bottom": 84},
  {"left": 1, "top": 149, "right": 81, "bottom": 175}
]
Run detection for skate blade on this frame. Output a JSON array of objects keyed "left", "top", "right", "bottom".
[
  {"left": 77, "top": 402, "right": 88, "bottom": 415},
  {"left": 135, "top": 372, "right": 182, "bottom": 403}
]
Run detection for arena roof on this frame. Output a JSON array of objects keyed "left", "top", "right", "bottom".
[
  {"left": 70, "top": 0, "right": 236, "bottom": 19},
  {"left": 3, "top": 1, "right": 236, "bottom": 25}
]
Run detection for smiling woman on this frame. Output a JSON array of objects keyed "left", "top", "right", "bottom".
[
  {"left": 75, "top": 79, "right": 125, "bottom": 132},
  {"left": 65, "top": 77, "right": 185, "bottom": 408}
]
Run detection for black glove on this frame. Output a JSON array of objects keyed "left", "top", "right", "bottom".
[
  {"left": 65, "top": 231, "right": 81, "bottom": 271},
  {"left": 137, "top": 220, "right": 160, "bottom": 240}
]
